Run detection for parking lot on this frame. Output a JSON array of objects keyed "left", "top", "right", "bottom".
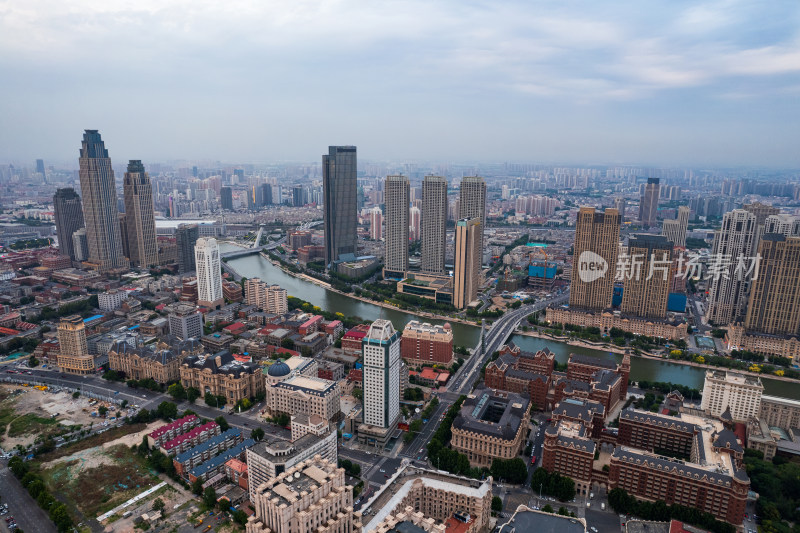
[{"left": 0, "top": 462, "right": 57, "bottom": 533}]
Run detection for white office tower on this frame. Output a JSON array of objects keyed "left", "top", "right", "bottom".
[
  {"left": 369, "top": 207, "right": 383, "bottom": 241},
  {"left": 362, "top": 320, "right": 400, "bottom": 430},
  {"left": 409, "top": 206, "right": 421, "bottom": 242},
  {"left": 662, "top": 205, "right": 690, "bottom": 248},
  {"left": 195, "top": 237, "right": 223, "bottom": 309}
]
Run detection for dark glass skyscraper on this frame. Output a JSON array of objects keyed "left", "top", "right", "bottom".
[
  {"left": 53, "top": 188, "right": 85, "bottom": 261},
  {"left": 176, "top": 223, "right": 199, "bottom": 273},
  {"left": 322, "top": 146, "right": 357, "bottom": 267},
  {"left": 123, "top": 160, "right": 158, "bottom": 268},
  {"left": 220, "top": 187, "right": 233, "bottom": 210},
  {"left": 78, "top": 130, "right": 128, "bottom": 272}
]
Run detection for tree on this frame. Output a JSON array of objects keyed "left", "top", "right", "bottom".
[
  {"left": 120, "top": 399, "right": 128, "bottom": 409},
  {"left": 98, "top": 405, "right": 108, "bottom": 417},
  {"left": 28, "top": 355, "right": 39, "bottom": 368},
  {"left": 167, "top": 382, "right": 186, "bottom": 401},
  {"left": 542, "top": 504, "right": 554, "bottom": 513},
  {"left": 233, "top": 509, "right": 248, "bottom": 525},
  {"left": 351, "top": 463, "right": 361, "bottom": 476},
  {"left": 72, "top": 391, "right": 80, "bottom": 399},
  {"left": 186, "top": 387, "right": 201, "bottom": 404},
  {"left": 491, "top": 496, "right": 503, "bottom": 512},
  {"left": 352, "top": 388, "right": 363, "bottom": 401},
  {"left": 192, "top": 478, "right": 204, "bottom": 495},
  {"left": 156, "top": 401, "right": 178, "bottom": 420},
  {"left": 215, "top": 416, "right": 230, "bottom": 431},
  {"left": 203, "top": 486, "right": 217, "bottom": 509},
  {"left": 558, "top": 507, "right": 569, "bottom": 516},
  {"left": 49, "top": 502, "right": 74, "bottom": 533},
  {"left": 152, "top": 498, "right": 165, "bottom": 512},
  {"left": 251, "top": 427, "right": 265, "bottom": 441}
]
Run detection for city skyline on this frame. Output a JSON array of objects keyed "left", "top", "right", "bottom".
[{"left": 1, "top": 2, "right": 799, "bottom": 167}]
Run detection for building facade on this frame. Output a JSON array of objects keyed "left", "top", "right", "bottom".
[
  {"left": 53, "top": 187, "right": 85, "bottom": 261},
  {"left": 458, "top": 176, "right": 487, "bottom": 262},
  {"left": 744, "top": 235, "right": 800, "bottom": 336},
  {"left": 57, "top": 314, "right": 94, "bottom": 374},
  {"left": 700, "top": 370, "right": 763, "bottom": 422},
  {"left": 109, "top": 338, "right": 203, "bottom": 383},
  {"left": 638, "top": 178, "right": 660, "bottom": 227},
  {"left": 168, "top": 303, "right": 203, "bottom": 340},
  {"left": 400, "top": 321, "right": 454, "bottom": 367},
  {"left": 78, "top": 129, "right": 128, "bottom": 272},
  {"left": 264, "top": 375, "right": 340, "bottom": 423},
  {"left": 546, "top": 307, "right": 688, "bottom": 340},
  {"left": 323, "top": 146, "right": 358, "bottom": 267},
  {"left": 421, "top": 175, "right": 448, "bottom": 275},
  {"left": 122, "top": 160, "right": 159, "bottom": 268},
  {"left": 453, "top": 217, "right": 481, "bottom": 309},
  {"left": 176, "top": 224, "right": 199, "bottom": 274},
  {"left": 195, "top": 237, "right": 223, "bottom": 309},
  {"left": 621, "top": 234, "right": 673, "bottom": 319},
  {"left": 383, "top": 175, "right": 409, "bottom": 279},
  {"left": 180, "top": 352, "right": 265, "bottom": 404},
  {"left": 661, "top": 205, "right": 690, "bottom": 248},
  {"left": 569, "top": 207, "right": 621, "bottom": 311}
]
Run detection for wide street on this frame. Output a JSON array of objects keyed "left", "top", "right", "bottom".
[{"left": 0, "top": 462, "right": 57, "bottom": 533}]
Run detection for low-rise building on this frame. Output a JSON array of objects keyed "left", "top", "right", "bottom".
[
  {"left": 108, "top": 337, "right": 203, "bottom": 383},
  {"left": 451, "top": 387, "right": 531, "bottom": 467},
  {"left": 180, "top": 351, "right": 264, "bottom": 404},
  {"left": 161, "top": 421, "right": 220, "bottom": 456},
  {"left": 188, "top": 438, "right": 254, "bottom": 485},
  {"left": 546, "top": 306, "right": 688, "bottom": 340},
  {"left": 173, "top": 428, "right": 244, "bottom": 477},
  {"left": 148, "top": 414, "right": 200, "bottom": 448}
]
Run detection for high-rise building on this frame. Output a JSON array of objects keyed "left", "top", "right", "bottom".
[
  {"left": 57, "top": 315, "right": 94, "bottom": 375},
  {"left": 743, "top": 202, "right": 780, "bottom": 255},
  {"left": 361, "top": 319, "right": 400, "bottom": 434},
  {"left": 369, "top": 207, "right": 383, "bottom": 241},
  {"left": 421, "top": 175, "right": 448, "bottom": 275},
  {"left": 409, "top": 206, "right": 421, "bottom": 242},
  {"left": 638, "top": 178, "right": 660, "bottom": 227},
  {"left": 322, "top": 146, "right": 357, "bottom": 267},
  {"left": 569, "top": 207, "right": 621, "bottom": 311},
  {"left": 35, "top": 158, "right": 46, "bottom": 178},
  {"left": 78, "top": 130, "right": 128, "bottom": 272},
  {"left": 246, "top": 456, "right": 360, "bottom": 533},
  {"left": 168, "top": 303, "right": 203, "bottom": 340},
  {"left": 195, "top": 237, "right": 223, "bottom": 309},
  {"left": 292, "top": 185, "right": 307, "bottom": 207},
  {"left": 72, "top": 228, "right": 89, "bottom": 261},
  {"left": 258, "top": 183, "right": 272, "bottom": 207},
  {"left": 383, "top": 175, "right": 409, "bottom": 279},
  {"left": 661, "top": 205, "right": 690, "bottom": 248},
  {"left": 744, "top": 235, "right": 800, "bottom": 336},
  {"left": 53, "top": 188, "right": 85, "bottom": 261},
  {"left": 122, "top": 160, "right": 158, "bottom": 268},
  {"left": 459, "top": 176, "right": 487, "bottom": 265},
  {"left": 765, "top": 214, "right": 800, "bottom": 237},
  {"left": 700, "top": 370, "right": 763, "bottom": 422},
  {"left": 705, "top": 209, "right": 757, "bottom": 326},
  {"left": 453, "top": 217, "right": 482, "bottom": 309},
  {"left": 220, "top": 186, "right": 233, "bottom": 210},
  {"left": 613, "top": 197, "right": 627, "bottom": 221},
  {"left": 621, "top": 235, "right": 673, "bottom": 318},
  {"left": 176, "top": 224, "right": 199, "bottom": 273}
]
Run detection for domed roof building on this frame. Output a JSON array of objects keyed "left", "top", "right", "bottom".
[{"left": 266, "top": 359, "right": 292, "bottom": 385}]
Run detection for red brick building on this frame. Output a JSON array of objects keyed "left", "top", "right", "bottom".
[
  {"left": 542, "top": 420, "right": 596, "bottom": 496},
  {"left": 341, "top": 324, "right": 370, "bottom": 354},
  {"left": 400, "top": 321, "right": 454, "bottom": 367},
  {"left": 484, "top": 351, "right": 550, "bottom": 411}
]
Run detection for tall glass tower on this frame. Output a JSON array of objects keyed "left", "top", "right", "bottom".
[
  {"left": 53, "top": 188, "right": 85, "bottom": 261},
  {"left": 322, "top": 146, "right": 357, "bottom": 268},
  {"left": 123, "top": 160, "right": 158, "bottom": 268},
  {"left": 78, "top": 130, "right": 128, "bottom": 272}
]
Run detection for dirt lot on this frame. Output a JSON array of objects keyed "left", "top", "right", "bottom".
[{"left": 0, "top": 384, "right": 130, "bottom": 450}]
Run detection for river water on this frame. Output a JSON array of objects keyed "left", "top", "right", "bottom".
[{"left": 223, "top": 243, "right": 800, "bottom": 399}]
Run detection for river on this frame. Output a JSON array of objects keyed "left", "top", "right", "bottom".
[{"left": 222, "top": 242, "right": 800, "bottom": 400}]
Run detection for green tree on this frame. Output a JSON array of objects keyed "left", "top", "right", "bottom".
[
  {"left": 156, "top": 401, "right": 178, "bottom": 420},
  {"left": 542, "top": 504, "right": 554, "bottom": 513},
  {"left": 558, "top": 507, "right": 569, "bottom": 516},
  {"left": 251, "top": 427, "right": 265, "bottom": 441},
  {"left": 98, "top": 405, "right": 108, "bottom": 417},
  {"left": 28, "top": 355, "right": 39, "bottom": 367},
  {"left": 50, "top": 502, "right": 74, "bottom": 532},
  {"left": 351, "top": 463, "right": 361, "bottom": 476},
  {"left": 203, "top": 486, "right": 217, "bottom": 509},
  {"left": 352, "top": 388, "right": 363, "bottom": 401},
  {"left": 233, "top": 509, "right": 248, "bottom": 525},
  {"left": 167, "top": 382, "right": 186, "bottom": 401},
  {"left": 186, "top": 387, "right": 201, "bottom": 404},
  {"left": 192, "top": 478, "right": 204, "bottom": 495},
  {"left": 152, "top": 498, "right": 165, "bottom": 512},
  {"left": 72, "top": 391, "right": 80, "bottom": 399},
  {"left": 215, "top": 416, "right": 230, "bottom": 431},
  {"left": 491, "top": 496, "right": 503, "bottom": 512}
]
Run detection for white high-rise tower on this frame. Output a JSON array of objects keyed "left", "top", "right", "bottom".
[
  {"left": 195, "top": 237, "right": 223, "bottom": 309},
  {"left": 362, "top": 320, "right": 400, "bottom": 431}
]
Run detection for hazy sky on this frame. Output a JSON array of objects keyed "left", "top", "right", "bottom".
[{"left": 2, "top": 0, "right": 799, "bottom": 167}]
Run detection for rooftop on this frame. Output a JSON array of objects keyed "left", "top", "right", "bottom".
[
  {"left": 453, "top": 386, "right": 529, "bottom": 440},
  {"left": 497, "top": 508, "right": 587, "bottom": 533},
  {"left": 277, "top": 374, "right": 337, "bottom": 394}
]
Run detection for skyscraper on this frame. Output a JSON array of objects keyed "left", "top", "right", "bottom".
[
  {"left": 72, "top": 229, "right": 89, "bottom": 261},
  {"left": 621, "top": 235, "right": 673, "bottom": 318},
  {"left": 661, "top": 205, "right": 690, "bottom": 248},
  {"left": 454, "top": 217, "right": 482, "bottom": 309},
  {"left": 409, "top": 206, "right": 421, "bottom": 242},
  {"left": 362, "top": 319, "right": 400, "bottom": 431},
  {"left": 123, "top": 160, "right": 158, "bottom": 268},
  {"left": 614, "top": 198, "right": 627, "bottom": 221},
  {"left": 220, "top": 186, "right": 233, "bottom": 210},
  {"left": 369, "top": 207, "right": 383, "bottom": 241},
  {"left": 57, "top": 315, "right": 94, "bottom": 375},
  {"left": 383, "top": 175, "right": 409, "bottom": 279},
  {"left": 292, "top": 185, "right": 307, "bottom": 207},
  {"left": 323, "top": 146, "right": 357, "bottom": 267},
  {"left": 78, "top": 130, "right": 128, "bottom": 272},
  {"left": 743, "top": 202, "right": 780, "bottom": 256},
  {"left": 638, "top": 178, "right": 660, "bottom": 227},
  {"left": 36, "top": 158, "right": 46, "bottom": 179},
  {"left": 195, "top": 237, "right": 223, "bottom": 309},
  {"left": 744, "top": 235, "right": 800, "bottom": 336},
  {"left": 53, "top": 188, "right": 85, "bottom": 261},
  {"left": 176, "top": 224, "right": 199, "bottom": 273},
  {"left": 569, "top": 207, "right": 621, "bottom": 311},
  {"left": 705, "top": 209, "right": 757, "bottom": 325},
  {"left": 421, "top": 175, "right": 448, "bottom": 275},
  {"left": 459, "top": 176, "right": 487, "bottom": 265}
]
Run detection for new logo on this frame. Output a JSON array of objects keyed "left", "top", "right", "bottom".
[{"left": 577, "top": 251, "right": 608, "bottom": 283}]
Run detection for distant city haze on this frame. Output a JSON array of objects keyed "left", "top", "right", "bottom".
[{"left": 1, "top": 0, "right": 799, "bottom": 167}]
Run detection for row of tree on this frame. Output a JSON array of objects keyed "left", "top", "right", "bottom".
[
  {"left": 529, "top": 468, "right": 576, "bottom": 502},
  {"left": 7, "top": 457, "right": 74, "bottom": 532},
  {"left": 608, "top": 488, "right": 734, "bottom": 533}
]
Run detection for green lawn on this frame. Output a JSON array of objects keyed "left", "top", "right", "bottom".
[{"left": 8, "top": 412, "right": 59, "bottom": 437}]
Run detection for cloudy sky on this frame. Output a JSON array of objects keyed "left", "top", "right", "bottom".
[{"left": 1, "top": 0, "right": 799, "bottom": 167}]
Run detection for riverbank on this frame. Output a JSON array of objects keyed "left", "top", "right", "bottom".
[
  {"left": 515, "top": 328, "right": 800, "bottom": 385},
  {"left": 260, "top": 252, "right": 484, "bottom": 329}
]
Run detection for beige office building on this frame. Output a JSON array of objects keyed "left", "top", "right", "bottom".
[
  {"left": 638, "top": 178, "right": 660, "bottom": 227},
  {"left": 700, "top": 370, "right": 763, "bottom": 422},
  {"left": 122, "top": 160, "right": 159, "bottom": 268},
  {"left": 662, "top": 205, "right": 690, "bottom": 248},
  {"left": 706, "top": 209, "right": 757, "bottom": 325},
  {"left": 383, "top": 175, "right": 409, "bottom": 279},
  {"left": 264, "top": 375, "right": 340, "bottom": 423},
  {"left": 459, "top": 176, "right": 486, "bottom": 264},
  {"left": 246, "top": 456, "right": 361, "bottom": 533},
  {"left": 453, "top": 217, "right": 481, "bottom": 309},
  {"left": 621, "top": 234, "right": 673, "bottom": 318},
  {"left": 57, "top": 315, "right": 94, "bottom": 375},
  {"left": 569, "top": 207, "right": 621, "bottom": 311},
  {"left": 744, "top": 235, "right": 800, "bottom": 336},
  {"left": 195, "top": 237, "right": 223, "bottom": 309},
  {"left": 421, "top": 175, "right": 448, "bottom": 275}
]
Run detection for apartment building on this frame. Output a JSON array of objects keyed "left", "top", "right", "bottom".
[
  {"left": 700, "top": 370, "right": 763, "bottom": 422},
  {"left": 400, "top": 321, "right": 454, "bottom": 366}
]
